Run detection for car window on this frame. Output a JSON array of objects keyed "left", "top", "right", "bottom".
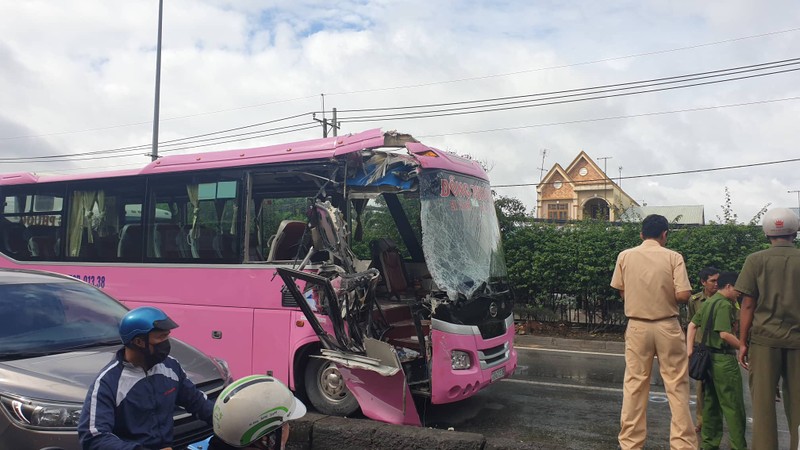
[{"left": 0, "top": 281, "right": 127, "bottom": 355}]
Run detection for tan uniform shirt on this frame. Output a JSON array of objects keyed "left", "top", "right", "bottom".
[
  {"left": 610, "top": 239, "right": 692, "bottom": 320},
  {"left": 735, "top": 241, "right": 800, "bottom": 348}
]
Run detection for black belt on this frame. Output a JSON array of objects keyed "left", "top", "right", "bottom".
[
  {"left": 709, "top": 348, "right": 736, "bottom": 355},
  {"left": 628, "top": 316, "right": 678, "bottom": 322}
]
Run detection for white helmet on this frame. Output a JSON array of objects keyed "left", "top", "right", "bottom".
[
  {"left": 762, "top": 207, "right": 800, "bottom": 237},
  {"left": 213, "top": 375, "right": 307, "bottom": 448}
]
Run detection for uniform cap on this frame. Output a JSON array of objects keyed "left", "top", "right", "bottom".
[{"left": 762, "top": 207, "right": 800, "bottom": 237}]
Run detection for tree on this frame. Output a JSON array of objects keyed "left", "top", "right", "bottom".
[{"left": 494, "top": 194, "right": 528, "bottom": 235}]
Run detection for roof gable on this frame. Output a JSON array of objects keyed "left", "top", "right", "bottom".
[
  {"left": 537, "top": 163, "right": 572, "bottom": 191},
  {"left": 564, "top": 150, "right": 608, "bottom": 181}
]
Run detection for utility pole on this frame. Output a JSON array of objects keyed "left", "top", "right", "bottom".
[
  {"left": 597, "top": 156, "right": 612, "bottom": 219},
  {"left": 150, "top": 0, "right": 164, "bottom": 161},
  {"left": 313, "top": 94, "right": 339, "bottom": 137},
  {"left": 597, "top": 156, "right": 612, "bottom": 193},
  {"left": 618, "top": 166, "right": 623, "bottom": 187},
  {"left": 537, "top": 149, "right": 548, "bottom": 182},
  {"left": 789, "top": 189, "right": 800, "bottom": 213}
]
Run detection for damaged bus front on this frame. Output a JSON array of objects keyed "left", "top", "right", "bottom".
[{"left": 278, "top": 134, "right": 518, "bottom": 425}]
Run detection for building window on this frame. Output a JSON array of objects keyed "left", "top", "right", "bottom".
[{"left": 547, "top": 203, "right": 568, "bottom": 220}]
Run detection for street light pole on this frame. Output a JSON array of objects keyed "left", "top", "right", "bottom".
[
  {"left": 151, "top": 0, "right": 164, "bottom": 162},
  {"left": 789, "top": 190, "right": 800, "bottom": 213}
]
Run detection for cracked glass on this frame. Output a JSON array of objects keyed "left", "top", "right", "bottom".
[{"left": 419, "top": 170, "right": 507, "bottom": 301}]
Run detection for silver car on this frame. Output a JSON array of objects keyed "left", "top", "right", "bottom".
[{"left": 0, "top": 268, "right": 231, "bottom": 450}]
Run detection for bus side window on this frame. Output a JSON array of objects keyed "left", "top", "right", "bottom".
[{"left": 63, "top": 181, "right": 145, "bottom": 262}]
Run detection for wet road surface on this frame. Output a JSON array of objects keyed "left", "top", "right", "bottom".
[{"left": 420, "top": 341, "right": 791, "bottom": 449}]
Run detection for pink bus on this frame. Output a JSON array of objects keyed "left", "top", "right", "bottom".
[{"left": 0, "top": 129, "right": 517, "bottom": 425}]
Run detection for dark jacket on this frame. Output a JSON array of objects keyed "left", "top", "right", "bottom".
[{"left": 77, "top": 348, "right": 213, "bottom": 450}]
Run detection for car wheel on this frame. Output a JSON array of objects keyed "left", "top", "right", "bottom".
[{"left": 304, "top": 357, "right": 359, "bottom": 416}]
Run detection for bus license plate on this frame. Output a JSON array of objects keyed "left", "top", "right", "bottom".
[{"left": 491, "top": 367, "right": 505, "bottom": 382}]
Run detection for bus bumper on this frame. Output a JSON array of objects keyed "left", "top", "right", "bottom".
[{"left": 429, "top": 313, "right": 518, "bottom": 405}]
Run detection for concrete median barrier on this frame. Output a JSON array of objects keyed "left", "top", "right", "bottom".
[{"left": 285, "top": 413, "right": 541, "bottom": 450}]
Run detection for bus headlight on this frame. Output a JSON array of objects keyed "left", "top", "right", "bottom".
[
  {"left": 451, "top": 350, "right": 471, "bottom": 370},
  {"left": 0, "top": 395, "right": 82, "bottom": 429}
]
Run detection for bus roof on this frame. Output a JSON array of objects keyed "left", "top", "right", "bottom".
[{"left": 0, "top": 129, "right": 489, "bottom": 185}]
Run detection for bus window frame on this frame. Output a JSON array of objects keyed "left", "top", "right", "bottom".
[
  {"left": 145, "top": 171, "right": 246, "bottom": 264},
  {"left": 1, "top": 183, "right": 67, "bottom": 261}
]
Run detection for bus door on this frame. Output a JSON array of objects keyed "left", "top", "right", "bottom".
[{"left": 275, "top": 267, "right": 421, "bottom": 426}]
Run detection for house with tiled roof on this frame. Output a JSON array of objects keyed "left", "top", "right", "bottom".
[
  {"left": 536, "top": 151, "right": 638, "bottom": 221},
  {"left": 536, "top": 151, "right": 705, "bottom": 225}
]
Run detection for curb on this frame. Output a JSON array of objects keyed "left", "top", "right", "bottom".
[
  {"left": 514, "top": 335, "right": 625, "bottom": 353},
  {"left": 286, "top": 413, "right": 541, "bottom": 450}
]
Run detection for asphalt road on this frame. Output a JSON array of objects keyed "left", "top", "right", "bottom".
[{"left": 419, "top": 337, "right": 792, "bottom": 449}]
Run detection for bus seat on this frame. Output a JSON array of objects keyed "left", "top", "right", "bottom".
[
  {"left": 267, "top": 220, "right": 307, "bottom": 261},
  {"left": 117, "top": 224, "right": 143, "bottom": 260},
  {"left": 28, "top": 235, "right": 59, "bottom": 259},
  {"left": 189, "top": 226, "right": 216, "bottom": 259},
  {"left": 370, "top": 238, "right": 409, "bottom": 301},
  {"left": 93, "top": 232, "right": 119, "bottom": 259},
  {"left": 27, "top": 225, "right": 61, "bottom": 258},
  {"left": 1, "top": 221, "right": 30, "bottom": 258},
  {"left": 213, "top": 233, "right": 236, "bottom": 259},
  {"left": 154, "top": 224, "right": 189, "bottom": 259}
]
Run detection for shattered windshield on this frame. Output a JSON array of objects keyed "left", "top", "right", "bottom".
[{"left": 419, "top": 170, "right": 507, "bottom": 301}]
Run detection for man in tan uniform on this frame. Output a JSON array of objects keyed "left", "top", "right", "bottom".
[
  {"left": 686, "top": 267, "right": 720, "bottom": 433},
  {"left": 611, "top": 214, "right": 696, "bottom": 450},
  {"left": 736, "top": 207, "right": 800, "bottom": 450}
]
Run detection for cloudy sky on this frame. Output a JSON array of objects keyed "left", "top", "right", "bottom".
[{"left": 2, "top": 1, "right": 799, "bottom": 222}]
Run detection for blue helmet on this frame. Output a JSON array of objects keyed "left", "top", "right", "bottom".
[{"left": 119, "top": 306, "right": 179, "bottom": 345}]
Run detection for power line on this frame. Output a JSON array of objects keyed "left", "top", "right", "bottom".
[
  {"left": 334, "top": 58, "right": 800, "bottom": 113},
  {"left": 0, "top": 113, "right": 314, "bottom": 162},
  {"left": 0, "top": 124, "right": 318, "bottom": 163},
  {"left": 333, "top": 60, "right": 800, "bottom": 122},
  {"left": 3, "top": 59, "right": 799, "bottom": 165},
  {"left": 415, "top": 96, "right": 800, "bottom": 138},
  {"left": 493, "top": 156, "right": 800, "bottom": 188},
  {"left": 324, "top": 27, "right": 800, "bottom": 96}
]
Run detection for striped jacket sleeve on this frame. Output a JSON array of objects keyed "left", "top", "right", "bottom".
[{"left": 77, "top": 364, "right": 143, "bottom": 450}]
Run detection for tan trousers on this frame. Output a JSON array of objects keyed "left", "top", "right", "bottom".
[
  {"left": 619, "top": 318, "right": 697, "bottom": 450},
  {"left": 748, "top": 344, "right": 800, "bottom": 450}
]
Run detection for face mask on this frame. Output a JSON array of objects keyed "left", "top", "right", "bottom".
[{"left": 143, "top": 339, "right": 171, "bottom": 368}]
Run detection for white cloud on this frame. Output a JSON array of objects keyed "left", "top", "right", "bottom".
[{"left": 1, "top": 0, "right": 800, "bottom": 221}]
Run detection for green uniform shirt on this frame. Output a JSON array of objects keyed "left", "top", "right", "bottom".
[
  {"left": 735, "top": 241, "right": 800, "bottom": 348},
  {"left": 687, "top": 291, "right": 709, "bottom": 343},
  {"left": 691, "top": 293, "right": 735, "bottom": 351}
]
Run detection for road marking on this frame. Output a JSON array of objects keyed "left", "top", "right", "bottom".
[
  {"left": 515, "top": 346, "right": 624, "bottom": 357},
  {"left": 502, "top": 378, "right": 696, "bottom": 401}
]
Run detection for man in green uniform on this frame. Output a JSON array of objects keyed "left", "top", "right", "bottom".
[
  {"left": 736, "top": 207, "right": 800, "bottom": 450},
  {"left": 687, "top": 271, "right": 746, "bottom": 450},
  {"left": 685, "top": 267, "right": 720, "bottom": 433}
]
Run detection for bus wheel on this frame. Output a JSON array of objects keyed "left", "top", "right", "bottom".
[{"left": 304, "top": 357, "right": 359, "bottom": 416}]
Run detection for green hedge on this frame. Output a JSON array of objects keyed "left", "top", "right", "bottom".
[{"left": 503, "top": 219, "right": 775, "bottom": 330}]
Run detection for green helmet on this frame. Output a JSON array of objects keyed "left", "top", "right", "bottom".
[{"left": 213, "top": 375, "right": 306, "bottom": 447}]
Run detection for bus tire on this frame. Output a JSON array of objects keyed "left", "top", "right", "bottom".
[{"left": 304, "top": 357, "right": 359, "bottom": 416}]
